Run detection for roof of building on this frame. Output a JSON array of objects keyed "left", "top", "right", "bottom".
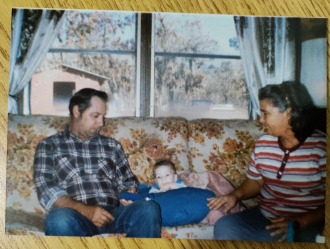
[{"left": 60, "top": 64, "right": 110, "bottom": 82}]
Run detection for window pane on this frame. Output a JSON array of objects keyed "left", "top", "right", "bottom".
[
  {"left": 154, "top": 57, "right": 249, "bottom": 120},
  {"left": 32, "top": 53, "right": 136, "bottom": 117},
  {"left": 52, "top": 10, "right": 136, "bottom": 51},
  {"left": 154, "top": 13, "right": 248, "bottom": 120},
  {"left": 155, "top": 13, "right": 240, "bottom": 55},
  {"left": 53, "top": 82, "right": 75, "bottom": 111}
]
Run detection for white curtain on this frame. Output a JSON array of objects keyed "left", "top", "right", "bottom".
[
  {"left": 8, "top": 9, "right": 65, "bottom": 114},
  {"left": 234, "top": 16, "right": 300, "bottom": 119}
]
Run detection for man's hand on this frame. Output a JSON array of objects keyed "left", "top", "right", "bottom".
[
  {"left": 53, "top": 196, "right": 114, "bottom": 227},
  {"left": 266, "top": 217, "right": 288, "bottom": 242},
  {"left": 83, "top": 206, "right": 114, "bottom": 228},
  {"left": 207, "top": 194, "right": 238, "bottom": 213},
  {"left": 160, "top": 182, "right": 178, "bottom": 192}
]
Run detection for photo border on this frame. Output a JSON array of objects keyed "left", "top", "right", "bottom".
[{"left": 0, "top": 0, "right": 329, "bottom": 248}]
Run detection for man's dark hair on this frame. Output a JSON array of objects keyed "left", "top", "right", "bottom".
[
  {"left": 69, "top": 88, "right": 108, "bottom": 116},
  {"left": 258, "top": 81, "right": 316, "bottom": 142},
  {"left": 153, "top": 160, "right": 177, "bottom": 177}
]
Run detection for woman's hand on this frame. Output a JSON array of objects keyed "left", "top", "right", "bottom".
[
  {"left": 266, "top": 217, "right": 288, "bottom": 242},
  {"left": 266, "top": 206, "right": 325, "bottom": 242},
  {"left": 207, "top": 194, "right": 238, "bottom": 213}
]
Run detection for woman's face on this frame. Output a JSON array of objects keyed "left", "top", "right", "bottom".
[{"left": 259, "top": 99, "right": 291, "bottom": 137}]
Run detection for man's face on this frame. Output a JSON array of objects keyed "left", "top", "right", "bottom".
[
  {"left": 74, "top": 96, "right": 107, "bottom": 141},
  {"left": 155, "top": 165, "right": 177, "bottom": 189}
]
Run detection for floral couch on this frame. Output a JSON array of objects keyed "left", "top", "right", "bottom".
[{"left": 6, "top": 114, "right": 264, "bottom": 239}]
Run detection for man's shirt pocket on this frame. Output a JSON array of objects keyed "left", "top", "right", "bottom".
[
  {"left": 56, "top": 156, "right": 79, "bottom": 181},
  {"left": 85, "top": 158, "right": 117, "bottom": 180}
]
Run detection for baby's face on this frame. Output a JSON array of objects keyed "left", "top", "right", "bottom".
[{"left": 155, "top": 165, "right": 178, "bottom": 189}]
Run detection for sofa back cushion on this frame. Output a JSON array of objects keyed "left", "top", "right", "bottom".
[
  {"left": 188, "top": 119, "right": 264, "bottom": 188},
  {"left": 6, "top": 115, "right": 190, "bottom": 216}
]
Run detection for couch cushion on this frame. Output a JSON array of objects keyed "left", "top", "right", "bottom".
[{"left": 188, "top": 119, "right": 264, "bottom": 188}]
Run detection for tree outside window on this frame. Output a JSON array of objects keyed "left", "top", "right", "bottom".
[{"left": 154, "top": 13, "right": 249, "bottom": 120}]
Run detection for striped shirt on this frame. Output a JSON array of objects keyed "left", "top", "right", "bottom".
[
  {"left": 33, "top": 126, "right": 139, "bottom": 211},
  {"left": 247, "top": 132, "right": 326, "bottom": 219}
]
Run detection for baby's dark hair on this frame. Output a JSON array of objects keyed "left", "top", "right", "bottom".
[{"left": 153, "top": 160, "right": 177, "bottom": 176}]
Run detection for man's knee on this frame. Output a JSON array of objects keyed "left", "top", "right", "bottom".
[
  {"left": 124, "top": 200, "right": 161, "bottom": 238},
  {"left": 132, "top": 200, "right": 161, "bottom": 220},
  {"left": 45, "top": 208, "right": 84, "bottom": 236}
]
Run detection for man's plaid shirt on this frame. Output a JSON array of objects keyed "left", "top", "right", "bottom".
[{"left": 33, "top": 127, "right": 139, "bottom": 211}]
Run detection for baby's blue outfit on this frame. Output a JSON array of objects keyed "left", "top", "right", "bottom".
[{"left": 149, "top": 179, "right": 187, "bottom": 193}]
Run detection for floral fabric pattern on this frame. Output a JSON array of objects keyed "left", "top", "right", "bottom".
[
  {"left": 188, "top": 119, "right": 264, "bottom": 188},
  {"left": 100, "top": 117, "right": 190, "bottom": 185}
]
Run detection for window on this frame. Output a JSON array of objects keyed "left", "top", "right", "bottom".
[
  {"left": 152, "top": 13, "right": 248, "bottom": 119},
  {"left": 31, "top": 10, "right": 138, "bottom": 117},
  {"left": 25, "top": 11, "right": 249, "bottom": 120},
  {"left": 53, "top": 82, "right": 75, "bottom": 111}
]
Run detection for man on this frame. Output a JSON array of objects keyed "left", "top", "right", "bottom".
[{"left": 33, "top": 88, "right": 161, "bottom": 237}]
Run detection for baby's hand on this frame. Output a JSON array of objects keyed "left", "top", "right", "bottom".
[
  {"left": 120, "top": 199, "right": 133, "bottom": 206},
  {"left": 160, "top": 182, "right": 178, "bottom": 192}
]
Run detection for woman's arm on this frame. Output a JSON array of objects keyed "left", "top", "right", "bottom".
[
  {"left": 207, "top": 177, "right": 263, "bottom": 212},
  {"left": 232, "top": 177, "right": 263, "bottom": 200}
]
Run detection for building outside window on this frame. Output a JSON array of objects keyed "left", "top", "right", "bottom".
[{"left": 30, "top": 10, "right": 137, "bottom": 117}]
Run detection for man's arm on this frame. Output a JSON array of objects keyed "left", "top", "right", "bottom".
[
  {"left": 33, "top": 140, "right": 68, "bottom": 211},
  {"left": 53, "top": 195, "right": 114, "bottom": 227}
]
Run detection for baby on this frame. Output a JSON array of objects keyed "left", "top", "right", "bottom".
[
  {"left": 149, "top": 160, "right": 187, "bottom": 193},
  {"left": 119, "top": 160, "right": 187, "bottom": 204}
]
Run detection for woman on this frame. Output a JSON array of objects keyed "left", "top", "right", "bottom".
[{"left": 208, "top": 81, "right": 326, "bottom": 242}]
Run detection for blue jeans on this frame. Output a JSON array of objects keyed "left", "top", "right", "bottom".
[
  {"left": 214, "top": 207, "right": 323, "bottom": 242},
  {"left": 45, "top": 200, "right": 161, "bottom": 238}
]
